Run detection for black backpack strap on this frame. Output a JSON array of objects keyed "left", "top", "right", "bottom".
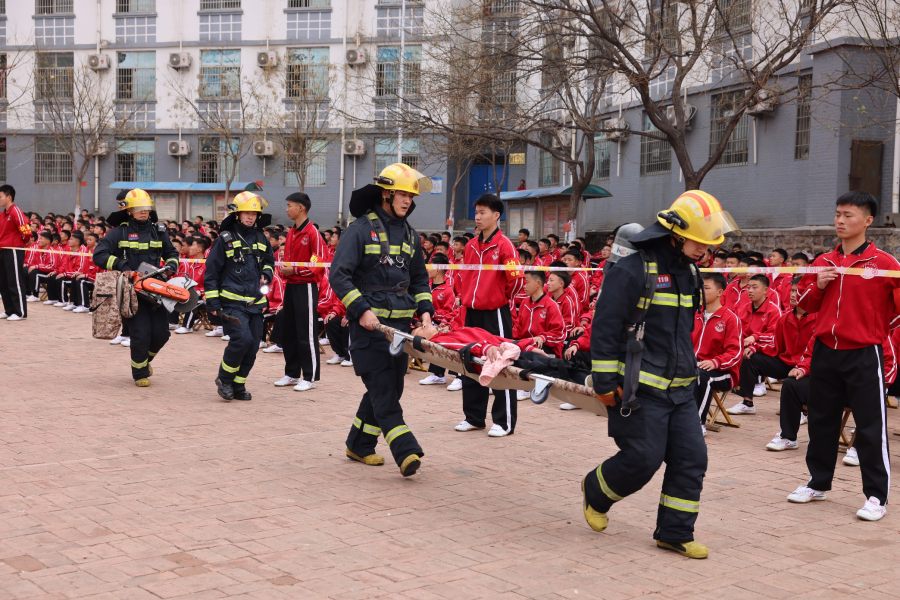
[{"left": 619, "top": 249, "right": 658, "bottom": 415}]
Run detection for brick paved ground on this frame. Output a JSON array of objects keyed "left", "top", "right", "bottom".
[{"left": 2, "top": 304, "right": 899, "bottom": 600}]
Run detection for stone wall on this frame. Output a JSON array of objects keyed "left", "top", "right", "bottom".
[{"left": 728, "top": 227, "right": 900, "bottom": 257}]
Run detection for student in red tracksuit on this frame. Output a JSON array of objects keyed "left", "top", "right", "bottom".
[
  {"left": 513, "top": 270, "right": 565, "bottom": 359},
  {"left": 321, "top": 276, "right": 351, "bottom": 364},
  {"left": 59, "top": 231, "right": 88, "bottom": 310},
  {"left": 693, "top": 273, "right": 743, "bottom": 426},
  {"left": 27, "top": 231, "right": 56, "bottom": 302},
  {"left": 547, "top": 269, "right": 577, "bottom": 337},
  {"left": 729, "top": 277, "right": 813, "bottom": 414},
  {"left": 728, "top": 274, "right": 782, "bottom": 413},
  {"left": 561, "top": 249, "right": 590, "bottom": 308},
  {"left": 420, "top": 253, "right": 460, "bottom": 386},
  {"left": 721, "top": 257, "right": 754, "bottom": 310},
  {"left": 533, "top": 239, "right": 553, "bottom": 267},
  {"left": 175, "top": 236, "right": 209, "bottom": 334},
  {"left": 456, "top": 194, "right": 523, "bottom": 437},
  {"left": 768, "top": 248, "right": 791, "bottom": 309},
  {"left": 0, "top": 184, "right": 32, "bottom": 320},
  {"left": 787, "top": 192, "right": 900, "bottom": 521},
  {"left": 70, "top": 231, "right": 101, "bottom": 312}
]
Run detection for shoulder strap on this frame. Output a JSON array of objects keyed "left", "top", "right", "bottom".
[
  {"left": 629, "top": 249, "right": 658, "bottom": 325},
  {"left": 219, "top": 231, "right": 234, "bottom": 244},
  {"left": 366, "top": 211, "right": 390, "bottom": 257}
]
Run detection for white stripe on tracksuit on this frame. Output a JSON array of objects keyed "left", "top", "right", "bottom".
[
  {"left": 698, "top": 372, "right": 732, "bottom": 419},
  {"left": 10, "top": 249, "right": 25, "bottom": 315},
  {"left": 497, "top": 307, "right": 512, "bottom": 432},
  {"left": 307, "top": 283, "right": 318, "bottom": 379},
  {"left": 874, "top": 347, "right": 891, "bottom": 501}
]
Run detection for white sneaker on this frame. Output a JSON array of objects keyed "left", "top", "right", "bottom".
[
  {"left": 516, "top": 390, "right": 531, "bottom": 401},
  {"left": 318, "top": 337, "right": 329, "bottom": 345},
  {"left": 419, "top": 374, "right": 446, "bottom": 385},
  {"left": 259, "top": 341, "right": 266, "bottom": 349},
  {"left": 727, "top": 402, "right": 757, "bottom": 415},
  {"left": 205, "top": 326, "right": 224, "bottom": 337},
  {"left": 340, "top": 359, "right": 353, "bottom": 367},
  {"left": 559, "top": 402, "right": 580, "bottom": 411},
  {"left": 766, "top": 435, "right": 799, "bottom": 451},
  {"left": 856, "top": 496, "right": 886, "bottom": 521},
  {"left": 701, "top": 424, "right": 707, "bottom": 437},
  {"left": 222, "top": 335, "right": 230, "bottom": 341},
  {"left": 753, "top": 383, "right": 766, "bottom": 397},
  {"left": 274, "top": 375, "right": 300, "bottom": 387},
  {"left": 843, "top": 447, "right": 859, "bottom": 467},
  {"left": 293, "top": 379, "right": 316, "bottom": 392},
  {"left": 447, "top": 378, "right": 463, "bottom": 391},
  {"left": 487, "top": 424, "right": 510, "bottom": 437},
  {"left": 109, "top": 335, "right": 125, "bottom": 345},
  {"left": 326, "top": 355, "right": 343, "bottom": 365},
  {"left": 800, "top": 413, "right": 808, "bottom": 426},
  {"left": 168, "top": 323, "right": 177, "bottom": 331},
  {"left": 42, "top": 299, "right": 55, "bottom": 305},
  {"left": 121, "top": 338, "right": 131, "bottom": 347},
  {"left": 63, "top": 304, "right": 76, "bottom": 311},
  {"left": 454, "top": 420, "right": 480, "bottom": 432},
  {"left": 787, "top": 485, "right": 827, "bottom": 503},
  {"left": 53, "top": 301, "right": 66, "bottom": 307},
  {"left": 26, "top": 295, "right": 39, "bottom": 302},
  {"left": 0, "top": 312, "right": 7, "bottom": 319},
  {"left": 767, "top": 377, "right": 778, "bottom": 384},
  {"left": 174, "top": 326, "right": 191, "bottom": 334},
  {"left": 263, "top": 344, "right": 283, "bottom": 353},
  {"left": 72, "top": 306, "right": 90, "bottom": 313},
  {"left": 6, "top": 314, "right": 24, "bottom": 321}
]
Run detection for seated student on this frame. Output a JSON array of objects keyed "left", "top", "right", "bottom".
[
  {"left": 322, "top": 275, "right": 352, "bottom": 366},
  {"left": 546, "top": 267, "right": 578, "bottom": 337},
  {"left": 419, "top": 254, "right": 460, "bottom": 386},
  {"left": 790, "top": 252, "right": 810, "bottom": 268},
  {"left": 450, "top": 236, "right": 467, "bottom": 264},
  {"left": 30, "top": 232, "right": 60, "bottom": 304},
  {"left": 60, "top": 230, "right": 88, "bottom": 310},
  {"left": 721, "top": 256, "right": 757, "bottom": 309},
  {"left": 262, "top": 267, "right": 286, "bottom": 354},
  {"left": 561, "top": 248, "right": 590, "bottom": 308},
  {"left": 511, "top": 248, "right": 534, "bottom": 317},
  {"left": 547, "top": 233, "right": 562, "bottom": 260},
  {"left": 174, "top": 236, "right": 209, "bottom": 334},
  {"left": 533, "top": 238, "right": 553, "bottom": 266},
  {"left": 46, "top": 230, "right": 71, "bottom": 307},
  {"left": 23, "top": 231, "right": 40, "bottom": 302},
  {"left": 768, "top": 248, "right": 791, "bottom": 309},
  {"left": 693, "top": 273, "right": 743, "bottom": 428},
  {"left": 728, "top": 275, "right": 797, "bottom": 415},
  {"left": 70, "top": 231, "right": 100, "bottom": 313},
  {"left": 514, "top": 270, "right": 566, "bottom": 358}
]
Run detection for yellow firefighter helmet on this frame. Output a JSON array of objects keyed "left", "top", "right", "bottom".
[
  {"left": 374, "top": 163, "right": 433, "bottom": 197},
  {"left": 657, "top": 190, "right": 738, "bottom": 246}
]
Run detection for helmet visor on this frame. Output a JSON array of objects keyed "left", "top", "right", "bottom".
[{"left": 684, "top": 210, "right": 739, "bottom": 245}]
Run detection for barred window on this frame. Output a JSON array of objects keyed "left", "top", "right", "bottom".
[
  {"left": 115, "top": 16, "right": 157, "bottom": 43},
  {"left": 645, "top": 0, "right": 679, "bottom": 57},
  {"left": 34, "top": 16, "right": 74, "bottom": 46},
  {"left": 716, "top": 0, "right": 751, "bottom": 33},
  {"left": 35, "top": 52, "right": 74, "bottom": 100},
  {"left": 199, "top": 0, "right": 240, "bottom": 9},
  {"left": 375, "top": 45, "right": 421, "bottom": 97},
  {"left": 0, "top": 0, "right": 6, "bottom": 14},
  {"left": 115, "top": 139, "right": 155, "bottom": 181},
  {"left": 539, "top": 145, "right": 560, "bottom": 186},
  {"left": 286, "top": 10, "right": 331, "bottom": 41},
  {"left": 199, "top": 49, "right": 241, "bottom": 99},
  {"left": 35, "top": 138, "right": 72, "bottom": 184},
  {"left": 0, "top": 55, "right": 6, "bottom": 99},
  {"left": 284, "top": 139, "right": 328, "bottom": 188},
  {"left": 594, "top": 134, "right": 610, "bottom": 179},
  {"left": 710, "top": 33, "right": 752, "bottom": 83},
  {"left": 116, "top": 0, "right": 154, "bottom": 12},
  {"left": 483, "top": 0, "right": 518, "bottom": 15},
  {"left": 375, "top": 138, "right": 419, "bottom": 173},
  {"left": 36, "top": 0, "right": 73, "bottom": 14},
  {"left": 286, "top": 47, "right": 328, "bottom": 100},
  {"left": 200, "top": 13, "right": 242, "bottom": 42},
  {"left": 288, "top": 0, "right": 330, "bottom": 7},
  {"left": 116, "top": 51, "right": 155, "bottom": 101},
  {"left": 376, "top": 4, "right": 424, "bottom": 38},
  {"left": 649, "top": 65, "right": 674, "bottom": 100},
  {"left": 0, "top": 138, "right": 6, "bottom": 182},
  {"left": 640, "top": 114, "right": 671, "bottom": 175},
  {"left": 709, "top": 90, "right": 749, "bottom": 166},
  {"left": 794, "top": 74, "right": 812, "bottom": 160},
  {"left": 198, "top": 137, "right": 239, "bottom": 183}
]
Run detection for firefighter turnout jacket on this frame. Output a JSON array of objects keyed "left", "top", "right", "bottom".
[
  {"left": 93, "top": 218, "right": 179, "bottom": 274},
  {"left": 204, "top": 224, "right": 275, "bottom": 313}
]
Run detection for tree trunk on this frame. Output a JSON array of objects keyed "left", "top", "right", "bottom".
[{"left": 74, "top": 181, "right": 83, "bottom": 216}]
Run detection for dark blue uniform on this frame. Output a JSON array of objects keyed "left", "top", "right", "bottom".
[
  {"left": 586, "top": 223, "right": 707, "bottom": 544},
  {"left": 93, "top": 218, "right": 179, "bottom": 381}
]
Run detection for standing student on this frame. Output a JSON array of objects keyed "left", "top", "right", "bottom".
[
  {"left": 787, "top": 191, "right": 900, "bottom": 522},
  {"left": 0, "top": 184, "right": 32, "bottom": 320},
  {"left": 455, "top": 194, "right": 523, "bottom": 437}
]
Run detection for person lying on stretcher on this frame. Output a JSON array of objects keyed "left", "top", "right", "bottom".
[{"left": 410, "top": 323, "right": 591, "bottom": 388}]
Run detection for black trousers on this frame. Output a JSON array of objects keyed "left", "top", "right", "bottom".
[
  {"left": 28, "top": 269, "right": 52, "bottom": 300},
  {"left": 268, "top": 310, "right": 283, "bottom": 345},
  {"left": 218, "top": 306, "right": 264, "bottom": 391},
  {"left": 462, "top": 306, "right": 516, "bottom": 433},
  {"left": 70, "top": 279, "right": 94, "bottom": 308},
  {"left": 779, "top": 377, "right": 809, "bottom": 442},
  {"left": 346, "top": 320, "right": 423, "bottom": 466},
  {"left": 47, "top": 275, "right": 65, "bottom": 302},
  {"left": 584, "top": 386, "right": 707, "bottom": 542},
  {"left": 281, "top": 283, "right": 320, "bottom": 381},
  {"left": 125, "top": 298, "right": 170, "bottom": 380},
  {"left": 0, "top": 248, "right": 27, "bottom": 317},
  {"left": 807, "top": 341, "right": 890, "bottom": 504},
  {"left": 325, "top": 316, "right": 349, "bottom": 359},
  {"left": 737, "top": 353, "right": 792, "bottom": 399},
  {"left": 695, "top": 369, "right": 733, "bottom": 423}
]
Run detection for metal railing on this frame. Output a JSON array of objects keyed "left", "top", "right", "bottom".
[
  {"left": 116, "top": 0, "right": 154, "bottom": 12},
  {"left": 36, "top": 0, "right": 73, "bottom": 15},
  {"left": 35, "top": 66, "right": 73, "bottom": 100},
  {"left": 200, "top": 0, "right": 240, "bottom": 9}
]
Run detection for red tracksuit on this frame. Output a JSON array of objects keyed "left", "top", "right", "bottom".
[
  {"left": 266, "top": 271, "right": 285, "bottom": 313},
  {"left": 430, "top": 326, "right": 536, "bottom": 355},
  {"left": 513, "top": 293, "right": 566, "bottom": 357},
  {"left": 284, "top": 220, "right": 327, "bottom": 285},
  {"left": 774, "top": 309, "right": 817, "bottom": 367},
  {"left": 722, "top": 278, "right": 749, "bottom": 310},
  {"left": 736, "top": 297, "right": 782, "bottom": 357},
  {"left": 692, "top": 306, "right": 743, "bottom": 384},
  {"left": 570, "top": 270, "right": 590, "bottom": 308},
  {"left": 552, "top": 287, "right": 579, "bottom": 336},
  {"left": 459, "top": 229, "right": 522, "bottom": 310},
  {"left": 430, "top": 278, "right": 458, "bottom": 327},
  {"left": 0, "top": 203, "right": 31, "bottom": 249}
]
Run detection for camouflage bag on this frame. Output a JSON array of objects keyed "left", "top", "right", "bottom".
[{"left": 91, "top": 271, "right": 137, "bottom": 339}]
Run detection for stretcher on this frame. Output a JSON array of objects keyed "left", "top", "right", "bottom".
[{"left": 376, "top": 324, "right": 608, "bottom": 416}]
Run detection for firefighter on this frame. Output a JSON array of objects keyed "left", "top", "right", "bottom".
[
  {"left": 93, "top": 188, "right": 180, "bottom": 387},
  {"left": 328, "top": 163, "right": 435, "bottom": 477},
  {"left": 204, "top": 192, "right": 275, "bottom": 401},
  {"left": 584, "top": 191, "right": 737, "bottom": 559}
]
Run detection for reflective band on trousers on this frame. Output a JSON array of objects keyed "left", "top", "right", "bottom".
[
  {"left": 353, "top": 417, "right": 382, "bottom": 436},
  {"left": 591, "top": 360, "right": 696, "bottom": 391},
  {"left": 659, "top": 493, "right": 699, "bottom": 513},
  {"left": 221, "top": 360, "right": 240, "bottom": 373},
  {"left": 385, "top": 424, "right": 411, "bottom": 445},
  {"left": 131, "top": 359, "right": 149, "bottom": 369},
  {"left": 233, "top": 375, "right": 247, "bottom": 384},
  {"left": 596, "top": 465, "right": 623, "bottom": 502}
]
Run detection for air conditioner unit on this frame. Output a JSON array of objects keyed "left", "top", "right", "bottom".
[
  {"left": 253, "top": 140, "right": 275, "bottom": 157},
  {"left": 665, "top": 103, "right": 696, "bottom": 128},
  {"left": 90, "top": 141, "right": 109, "bottom": 156},
  {"left": 343, "top": 139, "right": 366, "bottom": 156},
  {"left": 747, "top": 87, "right": 779, "bottom": 116},
  {"left": 87, "top": 54, "right": 110, "bottom": 71},
  {"left": 604, "top": 117, "right": 629, "bottom": 142},
  {"left": 168, "top": 140, "right": 190, "bottom": 156},
  {"left": 168, "top": 52, "right": 192, "bottom": 70},
  {"left": 346, "top": 48, "right": 368, "bottom": 66},
  {"left": 257, "top": 51, "right": 278, "bottom": 69}
]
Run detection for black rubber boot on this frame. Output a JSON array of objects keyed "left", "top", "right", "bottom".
[
  {"left": 216, "top": 378, "right": 234, "bottom": 401},
  {"left": 233, "top": 387, "right": 252, "bottom": 401}
]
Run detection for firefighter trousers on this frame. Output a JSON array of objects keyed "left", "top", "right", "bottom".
[
  {"left": 218, "top": 306, "right": 264, "bottom": 391},
  {"left": 346, "top": 320, "right": 423, "bottom": 466},
  {"left": 584, "top": 386, "right": 708, "bottom": 542},
  {"left": 126, "top": 298, "right": 170, "bottom": 380}
]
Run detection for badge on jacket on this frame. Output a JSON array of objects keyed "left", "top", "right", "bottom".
[
  {"left": 715, "top": 321, "right": 725, "bottom": 333},
  {"left": 656, "top": 274, "right": 672, "bottom": 289},
  {"left": 128, "top": 233, "right": 139, "bottom": 240},
  {"left": 370, "top": 231, "right": 378, "bottom": 242}
]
